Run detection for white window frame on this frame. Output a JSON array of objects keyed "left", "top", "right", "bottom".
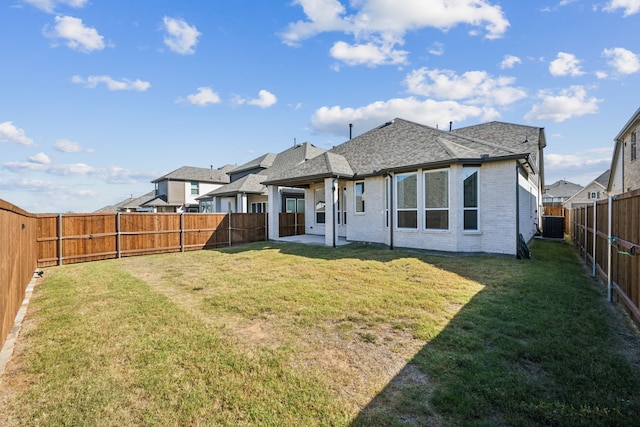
[
  {"left": 395, "top": 172, "right": 418, "bottom": 230},
  {"left": 423, "top": 169, "right": 449, "bottom": 230},
  {"left": 355, "top": 181, "right": 365, "bottom": 214},
  {"left": 463, "top": 167, "right": 480, "bottom": 231},
  {"left": 314, "top": 188, "right": 326, "bottom": 224}
]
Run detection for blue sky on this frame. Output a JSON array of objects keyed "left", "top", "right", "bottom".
[{"left": 1, "top": 0, "right": 639, "bottom": 213}]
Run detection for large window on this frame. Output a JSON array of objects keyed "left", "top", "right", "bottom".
[
  {"left": 315, "top": 188, "right": 325, "bottom": 224},
  {"left": 355, "top": 181, "right": 365, "bottom": 213},
  {"left": 463, "top": 167, "right": 479, "bottom": 230},
  {"left": 424, "top": 170, "right": 449, "bottom": 229},
  {"left": 396, "top": 173, "right": 418, "bottom": 229},
  {"left": 190, "top": 182, "right": 199, "bottom": 195}
]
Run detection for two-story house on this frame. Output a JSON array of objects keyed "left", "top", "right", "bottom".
[
  {"left": 608, "top": 107, "right": 640, "bottom": 194},
  {"left": 144, "top": 165, "right": 236, "bottom": 212}
]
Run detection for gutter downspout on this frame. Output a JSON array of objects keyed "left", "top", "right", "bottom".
[
  {"left": 389, "top": 172, "right": 394, "bottom": 250},
  {"left": 515, "top": 163, "right": 520, "bottom": 258}
]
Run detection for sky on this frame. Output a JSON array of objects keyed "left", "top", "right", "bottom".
[{"left": 1, "top": 0, "right": 640, "bottom": 213}]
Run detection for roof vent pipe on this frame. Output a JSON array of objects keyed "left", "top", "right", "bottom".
[
  {"left": 449, "top": 121, "right": 452, "bottom": 132},
  {"left": 349, "top": 123, "right": 353, "bottom": 140}
]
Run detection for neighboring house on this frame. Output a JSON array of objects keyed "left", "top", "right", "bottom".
[
  {"left": 562, "top": 170, "right": 610, "bottom": 209},
  {"left": 263, "top": 118, "right": 546, "bottom": 257},
  {"left": 144, "top": 165, "right": 236, "bottom": 213},
  {"left": 608, "top": 107, "right": 640, "bottom": 195},
  {"left": 542, "top": 180, "right": 583, "bottom": 207},
  {"left": 197, "top": 142, "right": 326, "bottom": 213},
  {"left": 94, "top": 191, "right": 156, "bottom": 213}
]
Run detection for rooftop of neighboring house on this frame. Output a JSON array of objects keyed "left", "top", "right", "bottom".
[
  {"left": 264, "top": 118, "right": 545, "bottom": 186},
  {"left": 94, "top": 190, "right": 156, "bottom": 212},
  {"left": 593, "top": 169, "right": 610, "bottom": 187},
  {"left": 151, "top": 165, "right": 236, "bottom": 184},
  {"left": 199, "top": 142, "right": 326, "bottom": 198},
  {"left": 544, "top": 180, "right": 583, "bottom": 199}
]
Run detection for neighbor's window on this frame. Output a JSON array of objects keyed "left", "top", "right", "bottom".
[
  {"left": 463, "top": 167, "right": 479, "bottom": 230},
  {"left": 424, "top": 169, "right": 449, "bottom": 230},
  {"left": 251, "top": 202, "right": 266, "bottom": 213},
  {"left": 355, "top": 181, "right": 365, "bottom": 213},
  {"left": 631, "top": 132, "right": 637, "bottom": 162},
  {"left": 190, "top": 181, "right": 199, "bottom": 195},
  {"left": 588, "top": 192, "right": 599, "bottom": 199},
  {"left": 315, "top": 188, "right": 325, "bottom": 224},
  {"left": 396, "top": 172, "right": 418, "bottom": 229}
]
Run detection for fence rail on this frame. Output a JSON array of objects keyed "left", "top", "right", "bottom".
[
  {"left": 572, "top": 190, "right": 640, "bottom": 326},
  {"left": 36, "top": 212, "right": 268, "bottom": 267}
]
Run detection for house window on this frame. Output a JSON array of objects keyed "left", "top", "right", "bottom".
[
  {"left": 424, "top": 169, "right": 449, "bottom": 230},
  {"left": 337, "top": 187, "right": 347, "bottom": 224},
  {"left": 588, "top": 191, "right": 599, "bottom": 199},
  {"left": 251, "top": 202, "right": 266, "bottom": 213},
  {"left": 315, "top": 188, "right": 325, "bottom": 224},
  {"left": 355, "top": 181, "right": 365, "bottom": 213},
  {"left": 285, "top": 198, "right": 296, "bottom": 213},
  {"left": 631, "top": 132, "right": 637, "bottom": 161},
  {"left": 463, "top": 167, "right": 479, "bottom": 230},
  {"left": 190, "top": 182, "right": 199, "bottom": 195},
  {"left": 396, "top": 172, "right": 418, "bottom": 229}
]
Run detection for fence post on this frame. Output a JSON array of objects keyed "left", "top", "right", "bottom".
[
  {"left": 117, "top": 212, "right": 121, "bottom": 259},
  {"left": 592, "top": 201, "right": 597, "bottom": 277},
  {"left": 607, "top": 196, "right": 612, "bottom": 302},
  {"left": 228, "top": 211, "right": 232, "bottom": 247},
  {"left": 180, "top": 212, "right": 185, "bottom": 252},
  {"left": 584, "top": 207, "right": 588, "bottom": 264},
  {"left": 58, "top": 213, "right": 63, "bottom": 266}
]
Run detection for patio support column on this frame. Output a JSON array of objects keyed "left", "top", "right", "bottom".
[
  {"left": 267, "top": 185, "right": 281, "bottom": 239},
  {"left": 238, "top": 193, "right": 248, "bottom": 213},
  {"left": 324, "top": 177, "right": 337, "bottom": 247}
]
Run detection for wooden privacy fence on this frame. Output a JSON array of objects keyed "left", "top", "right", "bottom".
[
  {"left": 278, "top": 212, "right": 305, "bottom": 237},
  {"left": 1, "top": 200, "right": 38, "bottom": 350},
  {"left": 37, "top": 212, "right": 267, "bottom": 267},
  {"left": 572, "top": 190, "right": 640, "bottom": 326}
]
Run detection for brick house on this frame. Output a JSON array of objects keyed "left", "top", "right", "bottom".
[{"left": 608, "top": 107, "right": 640, "bottom": 194}]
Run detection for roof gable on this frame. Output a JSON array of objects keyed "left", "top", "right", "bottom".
[{"left": 152, "top": 165, "right": 231, "bottom": 184}]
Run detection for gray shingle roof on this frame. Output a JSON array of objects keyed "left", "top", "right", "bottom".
[
  {"left": 264, "top": 118, "right": 536, "bottom": 186},
  {"left": 594, "top": 169, "right": 610, "bottom": 187},
  {"left": 199, "top": 142, "right": 327, "bottom": 197},
  {"left": 152, "top": 165, "right": 233, "bottom": 184},
  {"left": 544, "top": 180, "right": 583, "bottom": 198}
]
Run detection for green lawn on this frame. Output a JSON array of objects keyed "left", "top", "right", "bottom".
[{"left": 1, "top": 239, "right": 639, "bottom": 426}]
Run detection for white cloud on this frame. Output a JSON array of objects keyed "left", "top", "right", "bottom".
[
  {"left": 46, "top": 15, "right": 105, "bottom": 52},
  {"left": 235, "top": 90, "right": 278, "bottom": 108},
  {"left": 404, "top": 67, "right": 527, "bottom": 106},
  {"left": 281, "top": 0, "right": 509, "bottom": 67},
  {"left": 162, "top": 17, "right": 201, "bottom": 55},
  {"left": 29, "top": 152, "right": 51, "bottom": 164},
  {"left": 549, "top": 52, "right": 585, "bottom": 77},
  {"left": 500, "top": 54, "right": 522, "bottom": 69},
  {"left": 71, "top": 75, "right": 151, "bottom": 91},
  {"left": 2, "top": 160, "right": 156, "bottom": 184},
  {"left": 428, "top": 42, "right": 445, "bottom": 56},
  {"left": 602, "top": 47, "right": 640, "bottom": 74},
  {"left": 22, "top": 0, "right": 87, "bottom": 13},
  {"left": 54, "top": 138, "right": 93, "bottom": 153},
  {"left": 524, "top": 85, "right": 601, "bottom": 122},
  {"left": 603, "top": 0, "right": 640, "bottom": 16},
  {"left": 310, "top": 97, "right": 499, "bottom": 136},
  {"left": 330, "top": 39, "right": 408, "bottom": 66},
  {"left": 0, "top": 121, "right": 35, "bottom": 146},
  {"left": 544, "top": 148, "right": 612, "bottom": 186},
  {"left": 184, "top": 87, "right": 221, "bottom": 106}
]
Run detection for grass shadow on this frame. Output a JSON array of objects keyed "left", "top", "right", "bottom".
[{"left": 346, "top": 239, "right": 640, "bottom": 426}]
